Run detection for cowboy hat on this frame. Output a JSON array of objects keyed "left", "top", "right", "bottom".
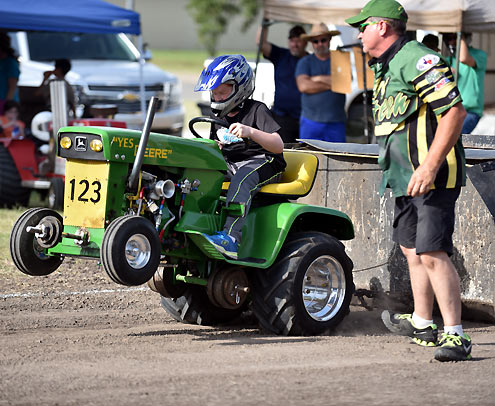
[{"left": 301, "top": 23, "right": 340, "bottom": 40}]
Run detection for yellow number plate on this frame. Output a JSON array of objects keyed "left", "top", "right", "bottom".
[{"left": 64, "top": 160, "right": 110, "bottom": 228}]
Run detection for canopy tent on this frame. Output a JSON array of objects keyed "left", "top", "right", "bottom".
[
  {"left": 1, "top": 0, "right": 147, "bottom": 122},
  {"left": 263, "top": 0, "right": 495, "bottom": 33},
  {"left": 0, "top": 0, "right": 140, "bottom": 35}
]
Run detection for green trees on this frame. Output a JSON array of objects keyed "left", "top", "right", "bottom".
[{"left": 187, "top": 0, "right": 259, "bottom": 55}]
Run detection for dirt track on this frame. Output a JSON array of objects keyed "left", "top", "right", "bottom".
[{"left": 1, "top": 259, "right": 494, "bottom": 406}]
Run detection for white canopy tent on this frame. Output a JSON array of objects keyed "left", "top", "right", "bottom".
[{"left": 263, "top": 0, "right": 495, "bottom": 33}]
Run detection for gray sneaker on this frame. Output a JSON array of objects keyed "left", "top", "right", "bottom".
[
  {"left": 434, "top": 333, "right": 472, "bottom": 361},
  {"left": 381, "top": 310, "right": 438, "bottom": 347}
]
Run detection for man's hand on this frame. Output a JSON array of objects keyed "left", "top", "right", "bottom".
[{"left": 407, "top": 164, "right": 437, "bottom": 197}]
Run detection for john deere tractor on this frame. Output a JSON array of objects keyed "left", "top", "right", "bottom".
[{"left": 10, "top": 98, "right": 355, "bottom": 336}]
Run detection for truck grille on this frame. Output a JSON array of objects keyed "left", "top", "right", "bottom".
[
  {"left": 86, "top": 98, "right": 163, "bottom": 114},
  {"left": 87, "top": 84, "right": 164, "bottom": 92}
]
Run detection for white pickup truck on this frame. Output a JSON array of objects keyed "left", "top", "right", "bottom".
[{"left": 9, "top": 31, "right": 184, "bottom": 135}]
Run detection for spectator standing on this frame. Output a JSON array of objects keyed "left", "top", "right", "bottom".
[
  {"left": 0, "top": 100, "right": 25, "bottom": 139},
  {"left": 443, "top": 32, "right": 487, "bottom": 134},
  {"left": 346, "top": 0, "right": 471, "bottom": 362},
  {"left": 0, "top": 33, "right": 20, "bottom": 115},
  {"left": 257, "top": 24, "right": 308, "bottom": 143},
  {"left": 36, "top": 58, "right": 76, "bottom": 117},
  {"left": 295, "top": 23, "right": 346, "bottom": 142}
]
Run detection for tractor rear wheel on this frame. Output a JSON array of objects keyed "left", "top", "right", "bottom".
[
  {"left": 160, "top": 285, "right": 244, "bottom": 326},
  {"left": 0, "top": 144, "right": 30, "bottom": 207},
  {"left": 100, "top": 215, "right": 161, "bottom": 286},
  {"left": 10, "top": 208, "right": 64, "bottom": 276},
  {"left": 250, "top": 232, "right": 354, "bottom": 336}
]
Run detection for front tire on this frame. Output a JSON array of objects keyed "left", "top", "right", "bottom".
[
  {"left": 250, "top": 232, "right": 354, "bottom": 336},
  {"left": 9, "top": 208, "right": 64, "bottom": 276},
  {"left": 100, "top": 215, "right": 161, "bottom": 286}
]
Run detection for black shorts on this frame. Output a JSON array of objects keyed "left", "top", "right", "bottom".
[{"left": 392, "top": 188, "right": 461, "bottom": 255}]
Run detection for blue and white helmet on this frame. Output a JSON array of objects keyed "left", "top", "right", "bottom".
[{"left": 194, "top": 54, "right": 254, "bottom": 118}]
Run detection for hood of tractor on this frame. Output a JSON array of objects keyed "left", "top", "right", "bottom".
[{"left": 57, "top": 126, "right": 227, "bottom": 170}]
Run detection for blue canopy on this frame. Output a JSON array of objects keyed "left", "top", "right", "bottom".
[{"left": 0, "top": 0, "right": 140, "bottom": 35}]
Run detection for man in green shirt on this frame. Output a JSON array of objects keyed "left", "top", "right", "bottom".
[
  {"left": 346, "top": 0, "right": 471, "bottom": 362},
  {"left": 443, "top": 32, "right": 487, "bottom": 134}
]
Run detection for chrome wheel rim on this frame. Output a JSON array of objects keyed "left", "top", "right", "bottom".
[
  {"left": 302, "top": 255, "right": 346, "bottom": 322},
  {"left": 125, "top": 234, "right": 151, "bottom": 269}
]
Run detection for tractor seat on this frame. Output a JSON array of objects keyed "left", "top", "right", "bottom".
[{"left": 222, "top": 150, "right": 319, "bottom": 199}]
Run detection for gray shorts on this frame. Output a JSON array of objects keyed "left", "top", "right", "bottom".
[{"left": 392, "top": 188, "right": 461, "bottom": 255}]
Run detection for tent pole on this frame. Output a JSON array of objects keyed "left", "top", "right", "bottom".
[
  {"left": 138, "top": 35, "right": 146, "bottom": 126},
  {"left": 455, "top": 31, "right": 461, "bottom": 83}
]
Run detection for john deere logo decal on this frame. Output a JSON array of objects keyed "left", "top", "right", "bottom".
[{"left": 75, "top": 136, "right": 87, "bottom": 151}]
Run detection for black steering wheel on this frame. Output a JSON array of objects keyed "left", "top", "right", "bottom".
[{"left": 188, "top": 116, "right": 229, "bottom": 139}]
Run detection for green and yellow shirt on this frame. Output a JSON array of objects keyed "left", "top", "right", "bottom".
[{"left": 369, "top": 37, "right": 466, "bottom": 197}]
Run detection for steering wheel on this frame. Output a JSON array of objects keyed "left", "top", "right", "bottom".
[{"left": 188, "top": 116, "right": 229, "bottom": 139}]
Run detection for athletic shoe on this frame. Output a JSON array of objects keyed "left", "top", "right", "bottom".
[
  {"left": 381, "top": 310, "right": 438, "bottom": 347},
  {"left": 434, "top": 332, "right": 472, "bottom": 362},
  {"left": 203, "top": 231, "right": 238, "bottom": 259}
]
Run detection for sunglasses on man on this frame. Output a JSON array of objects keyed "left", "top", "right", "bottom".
[
  {"left": 359, "top": 20, "right": 385, "bottom": 33},
  {"left": 312, "top": 37, "right": 330, "bottom": 44}
]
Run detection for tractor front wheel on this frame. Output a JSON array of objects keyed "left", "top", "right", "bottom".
[
  {"left": 250, "top": 232, "right": 354, "bottom": 336},
  {"left": 100, "top": 215, "right": 161, "bottom": 286},
  {"left": 9, "top": 208, "right": 64, "bottom": 276}
]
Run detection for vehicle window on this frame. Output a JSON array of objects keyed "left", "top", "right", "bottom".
[
  {"left": 7, "top": 33, "right": 19, "bottom": 56},
  {"left": 27, "top": 32, "right": 138, "bottom": 61}
]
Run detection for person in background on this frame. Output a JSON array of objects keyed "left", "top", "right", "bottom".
[
  {"left": 442, "top": 32, "right": 487, "bottom": 134},
  {"left": 421, "top": 34, "right": 440, "bottom": 52},
  {"left": 0, "top": 33, "right": 20, "bottom": 115},
  {"left": 257, "top": 23, "right": 308, "bottom": 143},
  {"left": 346, "top": 0, "right": 471, "bottom": 362},
  {"left": 36, "top": 58, "right": 76, "bottom": 117},
  {"left": 0, "top": 100, "right": 25, "bottom": 139},
  {"left": 194, "top": 54, "right": 285, "bottom": 260},
  {"left": 295, "top": 23, "right": 346, "bottom": 143}
]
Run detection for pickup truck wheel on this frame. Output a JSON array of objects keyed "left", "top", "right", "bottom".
[
  {"left": 0, "top": 144, "right": 31, "bottom": 207},
  {"left": 101, "top": 215, "right": 161, "bottom": 286},
  {"left": 160, "top": 285, "right": 243, "bottom": 326},
  {"left": 250, "top": 232, "right": 354, "bottom": 336},
  {"left": 9, "top": 207, "right": 64, "bottom": 276},
  {"left": 48, "top": 178, "right": 64, "bottom": 210}
]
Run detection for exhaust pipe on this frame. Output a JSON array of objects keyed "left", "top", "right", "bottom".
[{"left": 128, "top": 96, "right": 160, "bottom": 193}]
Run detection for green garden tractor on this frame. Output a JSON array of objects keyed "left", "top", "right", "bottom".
[{"left": 10, "top": 97, "right": 355, "bottom": 336}]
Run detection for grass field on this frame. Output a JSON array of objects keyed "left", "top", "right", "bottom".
[{"left": 150, "top": 49, "right": 257, "bottom": 75}]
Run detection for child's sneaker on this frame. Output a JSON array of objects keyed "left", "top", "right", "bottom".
[
  {"left": 434, "top": 333, "right": 472, "bottom": 362},
  {"left": 381, "top": 310, "right": 438, "bottom": 347},
  {"left": 203, "top": 231, "right": 238, "bottom": 259}
]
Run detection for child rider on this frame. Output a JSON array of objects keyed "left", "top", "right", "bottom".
[{"left": 194, "top": 54, "right": 286, "bottom": 259}]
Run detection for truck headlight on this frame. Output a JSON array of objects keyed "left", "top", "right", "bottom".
[{"left": 164, "top": 80, "right": 182, "bottom": 108}]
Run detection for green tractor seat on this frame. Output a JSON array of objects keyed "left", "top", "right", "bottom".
[{"left": 222, "top": 150, "right": 319, "bottom": 199}]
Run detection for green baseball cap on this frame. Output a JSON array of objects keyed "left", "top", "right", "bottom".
[{"left": 345, "top": 0, "right": 408, "bottom": 27}]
